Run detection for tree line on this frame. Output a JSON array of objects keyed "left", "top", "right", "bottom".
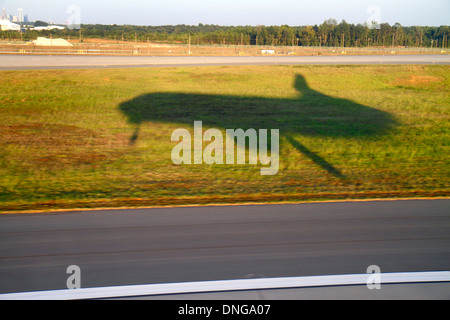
[{"left": 3, "top": 19, "right": 449, "bottom": 48}]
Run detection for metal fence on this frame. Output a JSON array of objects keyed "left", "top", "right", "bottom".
[{"left": 0, "top": 42, "right": 447, "bottom": 56}]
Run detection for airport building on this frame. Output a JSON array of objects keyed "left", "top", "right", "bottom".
[
  {"left": 0, "top": 19, "right": 21, "bottom": 31},
  {"left": 33, "top": 25, "right": 66, "bottom": 31}
]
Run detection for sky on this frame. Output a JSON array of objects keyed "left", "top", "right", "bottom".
[{"left": 1, "top": 0, "right": 449, "bottom": 27}]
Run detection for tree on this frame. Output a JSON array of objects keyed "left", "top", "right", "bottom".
[
  {"left": 300, "top": 26, "right": 315, "bottom": 46},
  {"left": 34, "top": 20, "right": 48, "bottom": 27}
]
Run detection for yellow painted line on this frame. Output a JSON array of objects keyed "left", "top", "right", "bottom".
[{"left": 1, "top": 196, "right": 448, "bottom": 215}]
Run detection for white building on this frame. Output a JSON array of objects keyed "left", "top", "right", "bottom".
[
  {"left": 33, "top": 25, "right": 66, "bottom": 31},
  {"left": 0, "top": 19, "right": 20, "bottom": 31},
  {"left": 18, "top": 9, "right": 24, "bottom": 23}
]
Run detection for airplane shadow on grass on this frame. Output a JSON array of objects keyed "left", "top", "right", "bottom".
[{"left": 119, "top": 74, "right": 397, "bottom": 178}]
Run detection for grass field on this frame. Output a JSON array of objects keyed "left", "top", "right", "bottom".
[{"left": 0, "top": 65, "right": 449, "bottom": 212}]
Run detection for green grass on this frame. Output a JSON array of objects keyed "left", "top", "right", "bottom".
[{"left": 0, "top": 65, "right": 449, "bottom": 212}]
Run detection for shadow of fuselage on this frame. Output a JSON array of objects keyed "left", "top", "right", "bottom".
[{"left": 119, "top": 74, "right": 397, "bottom": 178}]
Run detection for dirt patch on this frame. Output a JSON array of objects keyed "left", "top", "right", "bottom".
[
  {"left": 0, "top": 123, "right": 132, "bottom": 168},
  {"left": 0, "top": 124, "right": 130, "bottom": 148},
  {"left": 392, "top": 75, "right": 444, "bottom": 87},
  {"left": 35, "top": 153, "right": 108, "bottom": 166},
  {"left": 0, "top": 123, "right": 99, "bottom": 147}
]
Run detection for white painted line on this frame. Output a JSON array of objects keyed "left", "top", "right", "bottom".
[{"left": 0, "top": 271, "right": 449, "bottom": 300}]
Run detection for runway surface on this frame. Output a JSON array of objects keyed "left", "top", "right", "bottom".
[
  {"left": 1, "top": 54, "right": 449, "bottom": 70},
  {"left": 0, "top": 199, "right": 449, "bottom": 296}
]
